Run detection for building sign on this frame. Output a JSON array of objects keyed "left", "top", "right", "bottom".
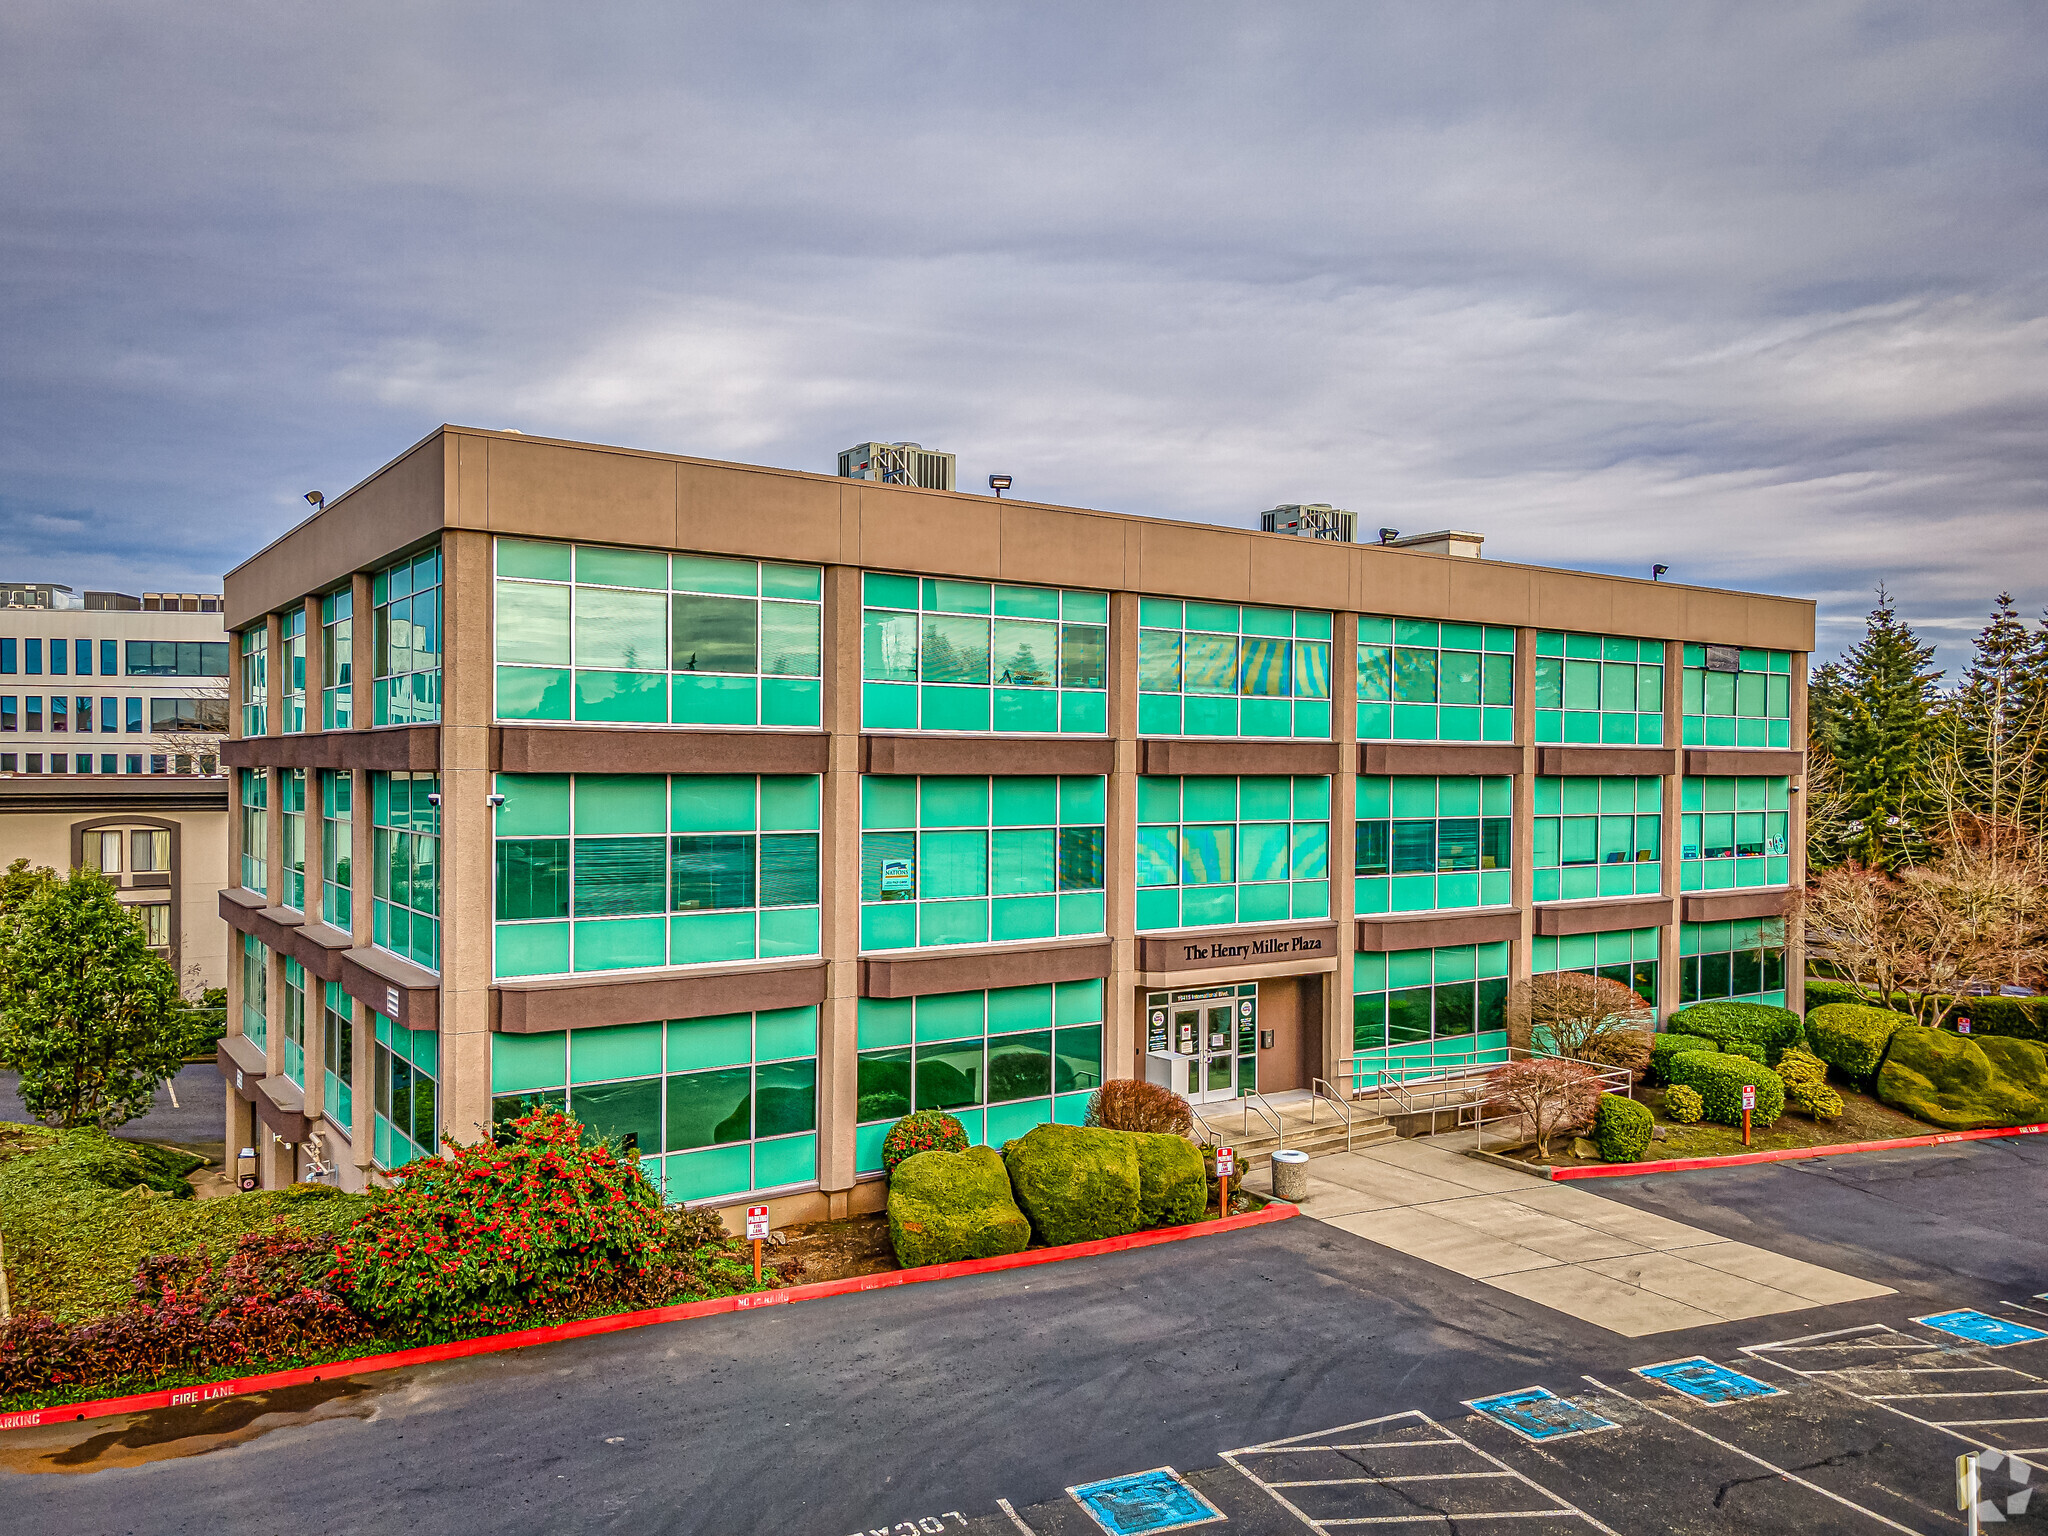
[
  {"left": 1138, "top": 921, "right": 1338, "bottom": 975},
  {"left": 1147, "top": 1008, "right": 1169, "bottom": 1051},
  {"left": 879, "top": 857, "right": 913, "bottom": 894}
]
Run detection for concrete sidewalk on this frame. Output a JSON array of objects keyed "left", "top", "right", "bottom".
[{"left": 1259, "top": 1135, "right": 1892, "bottom": 1336}]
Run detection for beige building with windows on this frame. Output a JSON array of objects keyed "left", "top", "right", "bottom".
[{"left": 217, "top": 426, "right": 1811, "bottom": 1213}]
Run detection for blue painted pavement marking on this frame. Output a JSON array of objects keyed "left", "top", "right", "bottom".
[
  {"left": 1915, "top": 1309, "right": 2048, "bottom": 1348},
  {"left": 1635, "top": 1356, "right": 1784, "bottom": 1405},
  {"left": 1465, "top": 1386, "right": 1618, "bottom": 1443},
  {"left": 1066, "top": 1468, "right": 1224, "bottom": 1536}
]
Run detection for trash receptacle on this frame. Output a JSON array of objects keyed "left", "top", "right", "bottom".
[{"left": 1271, "top": 1148, "right": 1310, "bottom": 1203}]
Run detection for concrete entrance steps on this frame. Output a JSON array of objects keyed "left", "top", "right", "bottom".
[{"left": 1192, "top": 1089, "right": 1399, "bottom": 1172}]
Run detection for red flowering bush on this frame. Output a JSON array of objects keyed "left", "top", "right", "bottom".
[
  {"left": 329, "top": 1109, "right": 676, "bottom": 1340},
  {"left": 0, "top": 1226, "right": 367, "bottom": 1396},
  {"left": 881, "top": 1110, "right": 968, "bottom": 1176}
]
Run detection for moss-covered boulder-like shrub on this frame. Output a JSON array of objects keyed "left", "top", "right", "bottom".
[
  {"left": 1004, "top": 1123, "right": 1141, "bottom": 1246},
  {"left": 1665, "top": 1051, "right": 1785, "bottom": 1128},
  {"left": 886, "top": 1145, "right": 1031, "bottom": 1267},
  {"left": 1668, "top": 1001, "right": 1804, "bottom": 1065},
  {"left": 1132, "top": 1132, "right": 1207, "bottom": 1229},
  {"left": 1875, "top": 1027, "right": 2048, "bottom": 1131},
  {"left": 1595, "top": 1095, "right": 1654, "bottom": 1162},
  {"left": 1664, "top": 1084, "right": 1704, "bottom": 1123},
  {"left": 1806, "top": 1003, "right": 1906, "bottom": 1084},
  {"left": 1649, "top": 1033, "right": 1715, "bottom": 1085},
  {"left": 881, "top": 1110, "right": 969, "bottom": 1177}
]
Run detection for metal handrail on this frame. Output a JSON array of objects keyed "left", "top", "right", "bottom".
[
  {"left": 1187, "top": 1105, "right": 1222, "bottom": 1148},
  {"left": 1309, "top": 1077, "right": 1355, "bottom": 1152},
  {"left": 1239, "top": 1092, "right": 1283, "bottom": 1149}
]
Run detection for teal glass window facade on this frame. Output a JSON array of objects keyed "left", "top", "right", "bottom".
[
  {"left": 1355, "top": 775, "right": 1512, "bottom": 914},
  {"left": 1139, "top": 600, "right": 1329, "bottom": 739},
  {"left": 372, "top": 771, "right": 440, "bottom": 971},
  {"left": 1535, "top": 631, "right": 1663, "bottom": 745},
  {"left": 1683, "top": 645, "right": 1792, "bottom": 747},
  {"left": 854, "top": 981, "right": 1105, "bottom": 1172},
  {"left": 321, "top": 589, "right": 352, "bottom": 729},
  {"left": 492, "top": 772, "right": 821, "bottom": 978},
  {"left": 280, "top": 768, "right": 306, "bottom": 910},
  {"left": 240, "top": 932, "right": 267, "bottom": 1049},
  {"left": 321, "top": 769, "right": 352, "bottom": 929},
  {"left": 1358, "top": 618, "right": 1513, "bottom": 743},
  {"left": 1531, "top": 927, "right": 1659, "bottom": 1008},
  {"left": 1351, "top": 943, "right": 1511, "bottom": 1079},
  {"left": 373, "top": 547, "right": 442, "bottom": 725},
  {"left": 284, "top": 609, "right": 306, "bottom": 732},
  {"left": 860, "top": 775, "right": 1105, "bottom": 951},
  {"left": 1681, "top": 919, "right": 1786, "bottom": 1007},
  {"left": 282, "top": 956, "right": 307, "bottom": 1087},
  {"left": 323, "top": 981, "right": 353, "bottom": 1131},
  {"left": 490, "top": 1008, "right": 819, "bottom": 1204},
  {"left": 862, "top": 573, "right": 1106, "bottom": 734},
  {"left": 494, "top": 539, "right": 824, "bottom": 729},
  {"left": 239, "top": 769, "right": 267, "bottom": 894},
  {"left": 1533, "top": 776, "right": 1662, "bottom": 902},
  {"left": 1680, "top": 776, "right": 1790, "bottom": 890},
  {"left": 239, "top": 627, "right": 266, "bottom": 736},
  {"left": 1135, "top": 775, "right": 1330, "bottom": 930},
  {"left": 373, "top": 1012, "right": 437, "bottom": 1168}
]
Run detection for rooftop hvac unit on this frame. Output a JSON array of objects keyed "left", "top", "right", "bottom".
[
  {"left": 1260, "top": 504, "right": 1355, "bottom": 543},
  {"left": 838, "top": 441, "right": 956, "bottom": 492}
]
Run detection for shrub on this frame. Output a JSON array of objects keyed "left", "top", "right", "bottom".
[
  {"left": 1085, "top": 1080, "right": 1193, "bottom": 1137},
  {"left": 1802, "top": 978, "right": 1869, "bottom": 1011},
  {"left": 330, "top": 1109, "right": 677, "bottom": 1340},
  {"left": 1131, "top": 1132, "right": 1207, "bottom": 1228},
  {"left": 881, "top": 1111, "right": 968, "bottom": 1176},
  {"left": 1876, "top": 1026, "right": 2048, "bottom": 1131},
  {"left": 1724, "top": 1041, "right": 1767, "bottom": 1066},
  {"left": 1594, "top": 1095, "right": 1653, "bottom": 1162},
  {"left": 1649, "top": 1033, "right": 1715, "bottom": 1085},
  {"left": 1664, "top": 1051, "right": 1785, "bottom": 1128},
  {"left": 1667, "top": 1001, "right": 1804, "bottom": 1065},
  {"left": 1583, "top": 1030, "right": 1654, "bottom": 1080},
  {"left": 1806, "top": 1003, "right": 1906, "bottom": 1084},
  {"left": 1484, "top": 1057, "right": 1605, "bottom": 1158},
  {"left": 1775, "top": 1048, "right": 1842, "bottom": 1120},
  {"left": 1665, "top": 1084, "right": 1704, "bottom": 1123},
  {"left": 886, "top": 1145, "right": 1030, "bottom": 1267},
  {"left": 1802, "top": 980, "right": 2048, "bottom": 1044},
  {"left": 1004, "top": 1123, "right": 1141, "bottom": 1246}
]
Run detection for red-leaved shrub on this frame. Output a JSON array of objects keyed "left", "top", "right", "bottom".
[
  {"left": 1085, "top": 1079, "right": 1193, "bottom": 1136},
  {"left": 880, "top": 1110, "right": 969, "bottom": 1176}
]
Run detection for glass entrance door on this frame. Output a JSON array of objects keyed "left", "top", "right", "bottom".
[{"left": 1146, "top": 985, "right": 1259, "bottom": 1104}]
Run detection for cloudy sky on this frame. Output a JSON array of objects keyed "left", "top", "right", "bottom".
[{"left": 3, "top": 2, "right": 2044, "bottom": 671}]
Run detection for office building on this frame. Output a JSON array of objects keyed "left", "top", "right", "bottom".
[{"left": 216, "top": 426, "right": 1810, "bottom": 1215}]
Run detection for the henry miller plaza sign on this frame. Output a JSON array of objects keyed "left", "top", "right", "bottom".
[{"left": 1138, "top": 922, "right": 1339, "bottom": 973}]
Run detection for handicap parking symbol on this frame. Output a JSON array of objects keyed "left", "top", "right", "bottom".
[
  {"left": 1635, "top": 1356, "right": 1782, "bottom": 1405},
  {"left": 1915, "top": 1310, "right": 2048, "bottom": 1348},
  {"left": 1465, "top": 1386, "right": 1617, "bottom": 1443},
  {"left": 1067, "top": 1467, "right": 1224, "bottom": 1535}
]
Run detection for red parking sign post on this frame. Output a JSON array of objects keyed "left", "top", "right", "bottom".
[
  {"left": 746, "top": 1205, "right": 769, "bottom": 1284},
  {"left": 1741, "top": 1083, "right": 1756, "bottom": 1147},
  {"left": 1216, "top": 1146, "right": 1235, "bottom": 1217}
]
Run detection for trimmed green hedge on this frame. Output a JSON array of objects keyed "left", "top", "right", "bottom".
[
  {"left": 1665, "top": 1084, "right": 1704, "bottom": 1123},
  {"left": 1876, "top": 1027, "right": 2048, "bottom": 1131},
  {"left": 886, "top": 1145, "right": 1031, "bottom": 1267},
  {"left": 1803, "top": 978, "right": 2048, "bottom": 1044},
  {"left": 1649, "top": 1033, "right": 1716, "bottom": 1085},
  {"left": 1806, "top": 1003, "right": 1905, "bottom": 1084},
  {"left": 1667, "top": 1001, "right": 1804, "bottom": 1065},
  {"left": 1004, "top": 1123, "right": 1141, "bottom": 1246},
  {"left": 1132, "top": 1132, "right": 1207, "bottom": 1228},
  {"left": 1665, "top": 1051, "right": 1786, "bottom": 1127},
  {"left": 1595, "top": 1095, "right": 1653, "bottom": 1162}
]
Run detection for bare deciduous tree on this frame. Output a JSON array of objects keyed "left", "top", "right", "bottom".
[
  {"left": 1504, "top": 972, "right": 1652, "bottom": 1061},
  {"left": 1483, "top": 1058, "right": 1606, "bottom": 1159}
]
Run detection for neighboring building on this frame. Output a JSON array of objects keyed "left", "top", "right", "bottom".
[
  {"left": 217, "top": 426, "right": 1811, "bottom": 1216},
  {"left": 0, "top": 583, "right": 232, "bottom": 992}
]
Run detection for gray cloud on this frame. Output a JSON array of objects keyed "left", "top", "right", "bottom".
[{"left": 2, "top": 1, "right": 2044, "bottom": 671}]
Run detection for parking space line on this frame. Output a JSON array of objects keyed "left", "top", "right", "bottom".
[
  {"left": 1579, "top": 1376, "right": 1924, "bottom": 1536},
  {"left": 1224, "top": 1410, "right": 1619, "bottom": 1536}
]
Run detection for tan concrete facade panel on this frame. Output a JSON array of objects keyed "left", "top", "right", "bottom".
[{"left": 1533, "top": 898, "right": 1676, "bottom": 937}]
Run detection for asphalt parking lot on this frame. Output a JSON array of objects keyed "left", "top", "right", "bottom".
[{"left": 6, "top": 1138, "right": 2047, "bottom": 1536}]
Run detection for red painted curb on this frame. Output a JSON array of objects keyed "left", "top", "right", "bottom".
[
  {"left": 0, "top": 1203, "right": 1296, "bottom": 1432},
  {"left": 1548, "top": 1121, "right": 2048, "bottom": 1179}
]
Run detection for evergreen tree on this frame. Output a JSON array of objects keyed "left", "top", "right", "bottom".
[
  {"left": 1944, "top": 593, "right": 2047, "bottom": 836},
  {"left": 1825, "top": 587, "right": 1943, "bottom": 870}
]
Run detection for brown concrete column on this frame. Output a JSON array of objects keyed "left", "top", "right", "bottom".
[
  {"left": 1511, "top": 628, "right": 1537, "bottom": 989},
  {"left": 351, "top": 573, "right": 374, "bottom": 729},
  {"left": 1105, "top": 590, "right": 1140, "bottom": 1085},
  {"left": 1787, "top": 652, "right": 1810, "bottom": 1013},
  {"left": 264, "top": 612, "right": 284, "bottom": 737},
  {"left": 350, "top": 765, "right": 374, "bottom": 1174},
  {"left": 816, "top": 564, "right": 863, "bottom": 1204},
  {"left": 440, "top": 529, "right": 494, "bottom": 1150},
  {"left": 1327, "top": 612, "right": 1358, "bottom": 1086},
  {"left": 1660, "top": 639, "right": 1685, "bottom": 1021},
  {"left": 261, "top": 940, "right": 288, "bottom": 1187}
]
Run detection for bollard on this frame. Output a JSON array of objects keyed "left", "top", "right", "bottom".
[{"left": 1271, "top": 1148, "right": 1310, "bottom": 1203}]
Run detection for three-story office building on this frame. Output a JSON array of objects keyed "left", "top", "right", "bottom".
[{"left": 217, "top": 427, "right": 1811, "bottom": 1214}]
